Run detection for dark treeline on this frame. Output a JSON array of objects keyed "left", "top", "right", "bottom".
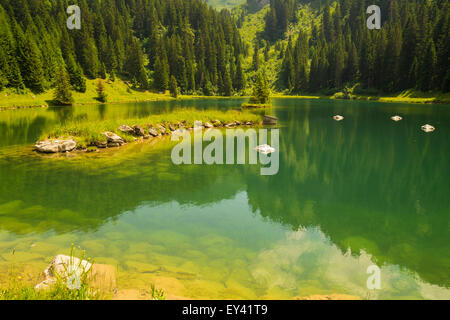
[
  {"left": 274, "top": 0, "right": 450, "bottom": 93},
  {"left": 0, "top": 0, "right": 246, "bottom": 95}
]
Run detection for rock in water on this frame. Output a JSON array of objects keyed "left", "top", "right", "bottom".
[
  {"left": 103, "top": 132, "right": 125, "bottom": 145},
  {"left": 213, "top": 120, "right": 222, "bottom": 127},
  {"left": 421, "top": 124, "right": 435, "bottom": 132},
  {"left": 333, "top": 115, "right": 344, "bottom": 121},
  {"left": 255, "top": 144, "right": 276, "bottom": 154},
  {"left": 263, "top": 115, "right": 278, "bottom": 125},
  {"left": 133, "top": 125, "right": 145, "bottom": 137},
  {"left": 35, "top": 139, "right": 77, "bottom": 153},
  {"left": 391, "top": 115, "right": 403, "bottom": 122},
  {"left": 204, "top": 122, "right": 214, "bottom": 129},
  {"left": 118, "top": 125, "right": 134, "bottom": 134}
]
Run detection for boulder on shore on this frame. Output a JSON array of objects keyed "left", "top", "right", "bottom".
[
  {"left": 35, "top": 254, "right": 116, "bottom": 291},
  {"left": 156, "top": 124, "right": 167, "bottom": 135},
  {"left": 118, "top": 125, "right": 134, "bottom": 134},
  {"left": 35, "top": 139, "right": 77, "bottom": 153},
  {"left": 103, "top": 132, "right": 125, "bottom": 145},
  {"left": 133, "top": 125, "right": 145, "bottom": 137},
  {"left": 148, "top": 127, "right": 159, "bottom": 137}
]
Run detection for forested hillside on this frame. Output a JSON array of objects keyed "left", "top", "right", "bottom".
[
  {"left": 0, "top": 0, "right": 448, "bottom": 99},
  {"left": 237, "top": 0, "right": 449, "bottom": 94},
  {"left": 0, "top": 0, "right": 245, "bottom": 96}
]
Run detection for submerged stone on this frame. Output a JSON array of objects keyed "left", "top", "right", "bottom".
[
  {"left": 391, "top": 115, "right": 403, "bottom": 122},
  {"left": 333, "top": 115, "right": 344, "bottom": 121}
]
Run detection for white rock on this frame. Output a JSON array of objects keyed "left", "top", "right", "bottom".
[
  {"left": 35, "top": 139, "right": 77, "bottom": 153},
  {"left": 333, "top": 115, "right": 344, "bottom": 121},
  {"left": 421, "top": 124, "right": 435, "bottom": 133},
  {"left": 35, "top": 254, "right": 92, "bottom": 291},
  {"left": 255, "top": 144, "right": 276, "bottom": 154},
  {"left": 391, "top": 115, "right": 403, "bottom": 122},
  {"left": 103, "top": 132, "right": 124, "bottom": 144}
]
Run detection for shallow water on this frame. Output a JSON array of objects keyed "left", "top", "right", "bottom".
[{"left": 0, "top": 98, "right": 448, "bottom": 299}]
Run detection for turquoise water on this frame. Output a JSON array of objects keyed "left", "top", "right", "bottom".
[{"left": 0, "top": 98, "right": 448, "bottom": 299}]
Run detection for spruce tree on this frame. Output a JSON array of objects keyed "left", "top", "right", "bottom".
[
  {"left": 53, "top": 67, "right": 73, "bottom": 106},
  {"left": 169, "top": 75, "right": 178, "bottom": 98},
  {"left": 96, "top": 78, "right": 107, "bottom": 103},
  {"left": 153, "top": 56, "right": 169, "bottom": 92},
  {"left": 250, "top": 71, "right": 271, "bottom": 105}
]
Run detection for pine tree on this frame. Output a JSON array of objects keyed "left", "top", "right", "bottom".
[
  {"left": 53, "top": 67, "right": 73, "bottom": 106},
  {"left": 234, "top": 57, "right": 245, "bottom": 92},
  {"left": 222, "top": 66, "right": 233, "bottom": 96},
  {"left": 250, "top": 71, "right": 271, "bottom": 105},
  {"left": 253, "top": 43, "right": 260, "bottom": 71},
  {"left": 96, "top": 78, "right": 107, "bottom": 102},
  {"left": 153, "top": 55, "right": 169, "bottom": 92},
  {"left": 169, "top": 75, "right": 178, "bottom": 98},
  {"left": 15, "top": 27, "right": 45, "bottom": 93}
]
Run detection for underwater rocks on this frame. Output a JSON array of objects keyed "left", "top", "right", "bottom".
[
  {"left": 333, "top": 115, "right": 344, "bottom": 121},
  {"left": 35, "top": 139, "right": 77, "bottom": 153}
]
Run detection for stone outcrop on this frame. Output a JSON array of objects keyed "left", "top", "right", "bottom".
[
  {"left": 118, "top": 125, "right": 134, "bottom": 134},
  {"left": 103, "top": 132, "right": 125, "bottom": 146},
  {"left": 133, "top": 125, "right": 145, "bottom": 137},
  {"left": 148, "top": 127, "right": 159, "bottom": 137},
  {"left": 35, "top": 139, "right": 77, "bottom": 153},
  {"left": 156, "top": 124, "right": 167, "bottom": 135}
]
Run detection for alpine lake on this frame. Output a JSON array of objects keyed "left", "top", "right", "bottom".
[{"left": 0, "top": 98, "right": 448, "bottom": 299}]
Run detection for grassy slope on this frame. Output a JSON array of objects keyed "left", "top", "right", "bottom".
[
  {"left": 0, "top": 78, "right": 176, "bottom": 109},
  {"left": 206, "top": 0, "right": 246, "bottom": 10}
]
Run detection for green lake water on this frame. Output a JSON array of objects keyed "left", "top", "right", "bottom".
[{"left": 0, "top": 98, "right": 448, "bottom": 299}]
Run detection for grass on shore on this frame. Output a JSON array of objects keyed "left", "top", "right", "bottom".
[
  {"left": 330, "top": 89, "right": 450, "bottom": 104},
  {"left": 0, "top": 78, "right": 175, "bottom": 109},
  {"left": 39, "top": 108, "right": 262, "bottom": 148}
]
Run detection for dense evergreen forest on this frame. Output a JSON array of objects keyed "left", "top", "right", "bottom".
[
  {"left": 0, "top": 0, "right": 448, "bottom": 97},
  {"left": 271, "top": 0, "right": 450, "bottom": 93},
  {"left": 0, "top": 0, "right": 245, "bottom": 96}
]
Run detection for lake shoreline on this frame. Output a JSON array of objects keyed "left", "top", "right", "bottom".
[
  {"left": 2, "top": 84, "right": 449, "bottom": 111},
  {"left": 34, "top": 109, "right": 263, "bottom": 154}
]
